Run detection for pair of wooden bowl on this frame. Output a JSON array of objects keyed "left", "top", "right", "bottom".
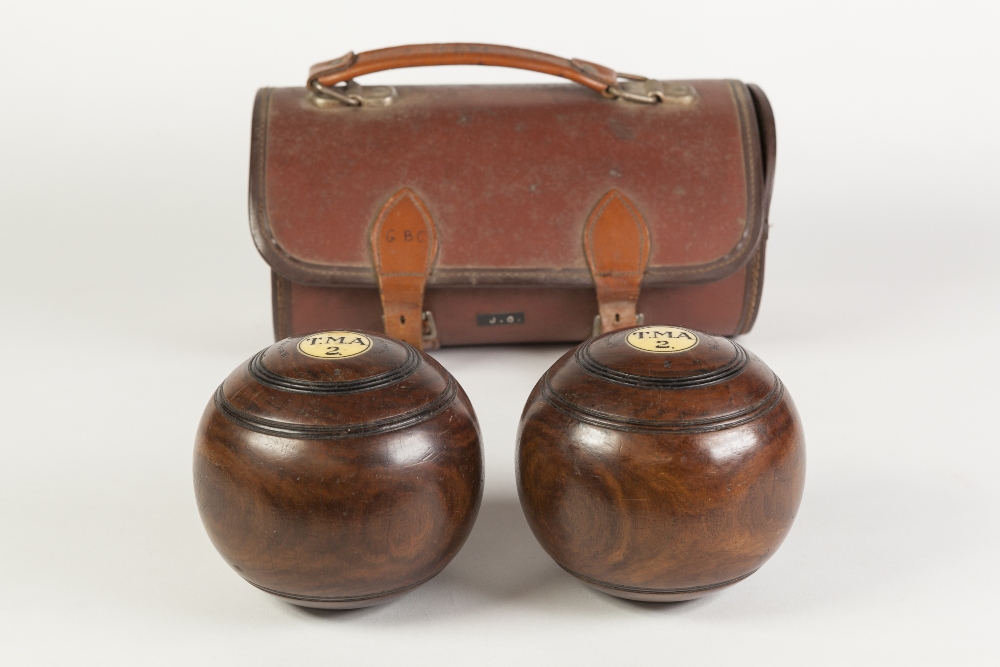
[{"left": 194, "top": 326, "right": 805, "bottom": 608}]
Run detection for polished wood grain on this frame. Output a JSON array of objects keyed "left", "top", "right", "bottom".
[
  {"left": 516, "top": 326, "right": 805, "bottom": 601},
  {"left": 194, "top": 331, "right": 483, "bottom": 608}
]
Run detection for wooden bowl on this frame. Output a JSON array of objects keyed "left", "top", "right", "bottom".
[
  {"left": 194, "top": 330, "right": 483, "bottom": 608},
  {"left": 516, "top": 325, "right": 805, "bottom": 601}
]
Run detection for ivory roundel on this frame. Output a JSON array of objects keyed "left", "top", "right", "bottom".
[
  {"left": 625, "top": 326, "right": 699, "bottom": 354},
  {"left": 297, "top": 331, "right": 372, "bottom": 359}
]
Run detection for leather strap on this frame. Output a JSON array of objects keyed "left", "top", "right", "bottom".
[
  {"left": 309, "top": 43, "right": 618, "bottom": 96},
  {"left": 584, "top": 190, "right": 651, "bottom": 334},
  {"left": 370, "top": 189, "right": 438, "bottom": 348}
]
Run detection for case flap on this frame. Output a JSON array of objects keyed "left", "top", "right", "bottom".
[{"left": 250, "top": 80, "right": 765, "bottom": 288}]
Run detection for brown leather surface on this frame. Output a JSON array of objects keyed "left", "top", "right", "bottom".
[
  {"left": 370, "top": 189, "right": 438, "bottom": 347},
  {"left": 308, "top": 44, "right": 618, "bottom": 95},
  {"left": 584, "top": 190, "right": 650, "bottom": 333},
  {"left": 252, "top": 75, "right": 775, "bottom": 347},
  {"left": 250, "top": 80, "right": 763, "bottom": 288},
  {"left": 274, "top": 266, "right": 749, "bottom": 345},
  {"left": 737, "top": 243, "right": 766, "bottom": 334},
  {"left": 736, "top": 85, "right": 777, "bottom": 334}
]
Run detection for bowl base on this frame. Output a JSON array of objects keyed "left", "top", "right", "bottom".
[
  {"left": 564, "top": 567, "right": 759, "bottom": 602},
  {"left": 245, "top": 575, "right": 435, "bottom": 609}
]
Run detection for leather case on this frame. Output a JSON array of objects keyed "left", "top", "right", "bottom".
[{"left": 249, "top": 44, "right": 776, "bottom": 349}]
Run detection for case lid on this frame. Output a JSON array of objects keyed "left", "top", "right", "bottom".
[
  {"left": 250, "top": 80, "right": 767, "bottom": 288},
  {"left": 215, "top": 330, "right": 457, "bottom": 438},
  {"left": 541, "top": 325, "right": 783, "bottom": 430}
]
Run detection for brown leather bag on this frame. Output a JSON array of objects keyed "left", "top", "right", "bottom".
[{"left": 250, "top": 44, "right": 776, "bottom": 349}]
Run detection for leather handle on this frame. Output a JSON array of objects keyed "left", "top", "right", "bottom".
[{"left": 308, "top": 43, "right": 619, "bottom": 96}]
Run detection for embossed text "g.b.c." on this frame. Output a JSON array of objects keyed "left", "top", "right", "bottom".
[{"left": 385, "top": 228, "right": 428, "bottom": 243}]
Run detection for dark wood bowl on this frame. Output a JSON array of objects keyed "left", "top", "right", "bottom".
[
  {"left": 194, "top": 331, "right": 483, "bottom": 608},
  {"left": 516, "top": 325, "right": 805, "bottom": 601}
]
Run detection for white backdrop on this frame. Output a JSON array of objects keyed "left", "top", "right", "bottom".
[{"left": 1, "top": 1, "right": 997, "bottom": 664}]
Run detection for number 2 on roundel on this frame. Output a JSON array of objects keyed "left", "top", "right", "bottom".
[{"left": 325, "top": 346, "right": 341, "bottom": 356}]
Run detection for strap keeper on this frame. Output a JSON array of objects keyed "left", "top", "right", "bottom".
[
  {"left": 593, "top": 313, "right": 644, "bottom": 338},
  {"left": 422, "top": 311, "right": 440, "bottom": 350}
]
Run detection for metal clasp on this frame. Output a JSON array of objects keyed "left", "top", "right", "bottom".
[
  {"left": 421, "top": 311, "right": 440, "bottom": 350},
  {"left": 310, "top": 80, "right": 362, "bottom": 106},
  {"left": 309, "top": 80, "right": 398, "bottom": 108},
  {"left": 606, "top": 74, "right": 697, "bottom": 106}
]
